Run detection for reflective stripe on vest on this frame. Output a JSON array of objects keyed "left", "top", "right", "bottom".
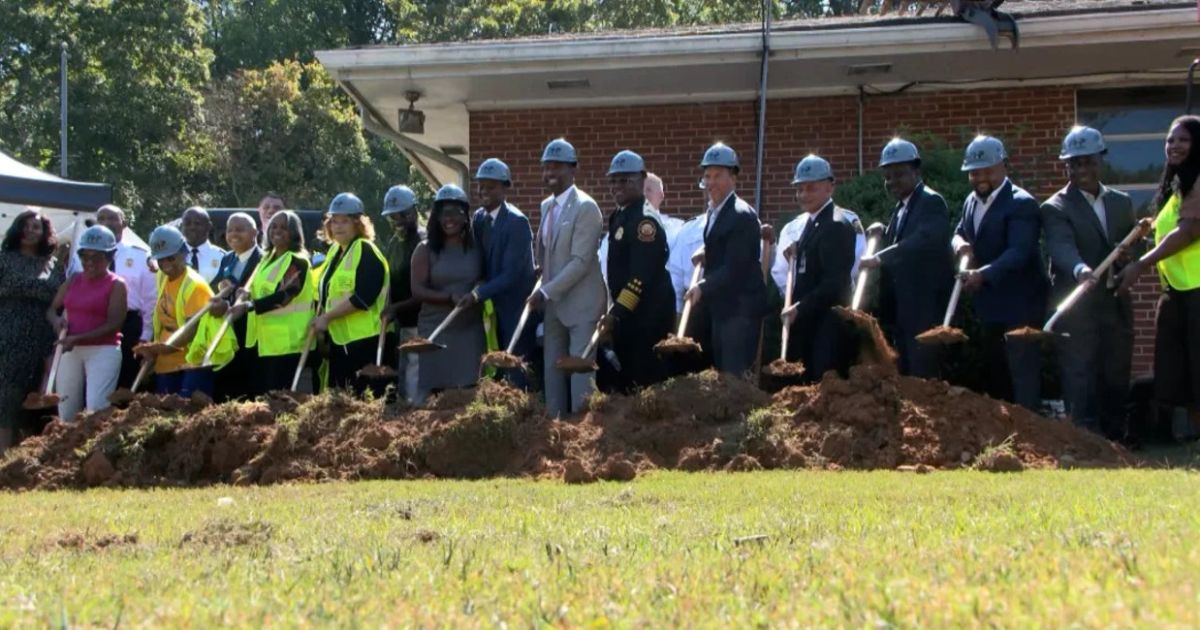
[
  {"left": 1154, "top": 193, "right": 1200, "bottom": 291},
  {"left": 152, "top": 268, "right": 204, "bottom": 340},
  {"left": 246, "top": 251, "right": 316, "bottom": 357},
  {"left": 320, "top": 238, "right": 389, "bottom": 346}
]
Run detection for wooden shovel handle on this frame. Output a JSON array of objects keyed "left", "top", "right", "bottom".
[
  {"left": 507, "top": 278, "right": 543, "bottom": 354},
  {"left": 942, "top": 255, "right": 971, "bottom": 328},
  {"left": 677, "top": 263, "right": 703, "bottom": 338}
]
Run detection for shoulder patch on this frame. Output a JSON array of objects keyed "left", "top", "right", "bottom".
[{"left": 637, "top": 219, "right": 657, "bottom": 242}]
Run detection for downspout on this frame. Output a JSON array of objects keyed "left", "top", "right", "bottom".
[
  {"left": 753, "top": 0, "right": 771, "bottom": 214},
  {"left": 341, "top": 79, "right": 470, "bottom": 186},
  {"left": 857, "top": 86, "right": 865, "bottom": 176}
]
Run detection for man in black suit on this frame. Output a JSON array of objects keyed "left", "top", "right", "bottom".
[
  {"left": 685, "top": 143, "right": 767, "bottom": 376},
  {"left": 860, "top": 138, "right": 954, "bottom": 378},
  {"left": 1042, "top": 126, "right": 1143, "bottom": 438},
  {"left": 952, "top": 135, "right": 1048, "bottom": 412},
  {"left": 208, "top": 212, "right": 263, "bottom": 402},
  {"left": 780, "top": 154, "right": 858, "bottom": 381}
]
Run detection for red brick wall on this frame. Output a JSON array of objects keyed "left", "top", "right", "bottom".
[{"left": 469, "top": 86, "right": 1160, "bottom": 377}]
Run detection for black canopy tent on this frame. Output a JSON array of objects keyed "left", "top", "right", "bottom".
[{"left": 0, "top": 149, "right": 111, "bottom": 212}]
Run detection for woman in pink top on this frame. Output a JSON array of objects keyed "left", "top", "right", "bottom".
[{"left": 45, "top": 226, "right": 128, "bottom": 421}]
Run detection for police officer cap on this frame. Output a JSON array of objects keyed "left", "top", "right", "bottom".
[
  {"left": 961, "top": 135, "right": 1007, "bottom": 171},
  {"left": 607, "top": 150, "right": 645, "bottom": 176},
  {"left": 880, "top": 138, "right": 921, "bottom": 167},
  {"left": 328, "top": 192, "right": 365, "bottom": 215},
  {"left": 791, "top": 154, "right": 834, "bottom": 184},
  {"left": 433, "top": 183, "right": 470, "bottom": 208},
  {"left": 149, "top": 225, "right": 187, "bottom": 261},
  {"left": 1059, "top": 125, "right": 1107, "bottom": 160},
  {"left": 382, "top": 185, "right": 417, "bottom": 217},
  {"left": 78, "top": 225, "right": 118, "bottom": 253},
  {"left": 700, "top": 142, "right": 739, "bottom": 170},
  {"left": 475, "top": 158, "right": 512, "bottom": 184},
  {"left": 541, "top": 138, "right": 578, "bottom": 164}
]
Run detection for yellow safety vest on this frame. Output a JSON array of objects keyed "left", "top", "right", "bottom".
[
  {"left": 320, "top": 238, "right": 389, "bottom": 345},
  {"left": 152, "top": 267, "right": 207, "bottom": 340},
  {"left": 185, "top": 312, "right": 237, "bottom": 369},
  {"left": 1155, "top": 193, "right": 1200, "bottom": 291},
  {"left": 246, "top": 251, "right": 316, "bottom": 356}
]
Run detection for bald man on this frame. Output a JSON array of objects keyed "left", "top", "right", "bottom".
[{"left": 207, "top": 212, "right": 263, "bottom": 401}]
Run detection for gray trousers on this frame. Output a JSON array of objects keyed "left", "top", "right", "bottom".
[
  {"left": 543, "top": 309, "right": 597, "bottom": 417},
  {"left": 1056, "top": 297, "right": 1132, "bottom": 436},
  {"left": 711, "top": 314, "right": 762, "bottom": 379}
]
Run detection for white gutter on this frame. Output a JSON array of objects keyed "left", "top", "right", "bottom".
[{"left": 317, "top": 8, "right": 1197, "bottom": 81}]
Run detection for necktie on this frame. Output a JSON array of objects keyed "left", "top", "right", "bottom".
[
  {"left": 482, "top": 213, "right": 494, "bottom": 251},
  {"left": 893, "top": 202, "right": 907, "bottom": 243},
  {"left": 190, "top": 247, "right": 200, "bottom": 270}
]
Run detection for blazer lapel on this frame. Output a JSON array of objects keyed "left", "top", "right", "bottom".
[
  {"left": 550, "top": 189, "right": 576, "bottom": 255},
  {"left": 795, "top": 202, "right": 832, "bottom": 255},
  {"left": 704, "top": 193, "right": 739, "bottom": 245},
  {"left": 1066, "top": 185, "right": 1108, "bottom": 245},
  {"left": 975, "top": 181, "right": 1012, "bottom": 240}
]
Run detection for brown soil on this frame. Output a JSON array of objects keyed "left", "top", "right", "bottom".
[
  {"left": 916, "top": 325, "right": 969, "bottom": 345},
  {"left": 107, "top": 388, "right": 137, "bottom": 405},
  {"left": 834, "top": 307, "right": 899, "bottom": 369},
  {"left": 481, "top": 351, "right": 527, "bottom": 370},
  {"left": 0, "top": 367, "right": 1129, "bottom": 491},
  {"left": 358, "top": 365, "right": 398, "bottom": 379},
  {"left": 654, "top": 335, "right": 702, "bottom": 355},
  {"left": 1005, "top": 326, "right": 1050, "bottom": 341},
  {"left": 398, "top": 336, "right": 441, "bottom": 353},
  {"left": 763, "top": 359, "right": 806, "bottom": 379},
  {"left": 555, "top": 356, "right": 597, "bottom": 373},
  {"left": 22, "top": 393, "right": 61, "bottom": 410}
]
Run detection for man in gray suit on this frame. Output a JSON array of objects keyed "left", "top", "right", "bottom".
[
  {"left": 527, "top": 138, "right": 607, "bottom": 416},
  {"left": 1042, "top": 125, "right": 1144, "bottom": 439}
]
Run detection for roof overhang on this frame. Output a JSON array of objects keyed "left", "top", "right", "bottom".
[{"left": 317, "top": 5, "right": 1200, "bottom": 185}]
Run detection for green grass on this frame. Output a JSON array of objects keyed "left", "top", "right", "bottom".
[{"left": 2, "top": 471, "right": 1199, "bottom": 627}]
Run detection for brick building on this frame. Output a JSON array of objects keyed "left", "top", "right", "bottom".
[{"left": 318, "top": 0, "right": 1200, "bottom": 377}]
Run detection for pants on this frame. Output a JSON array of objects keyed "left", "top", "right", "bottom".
[
  {"left": 543, "top": 312, "right": 597, "bottom": 417},
  {"left": 116, "top": 310, "right": 143, "bottom": 389},
  {"left": 979, "top": 322, "right": 1042, "bottom": 412},
  {"left": 55, "top": 345, "right": 121, "bottom": 421},
  {"left": 396, "top": 327, "right": 420, "bottom": 403},
  {"left": 156, "top": 368, "right": 214, "bottom": 398},
  {"left": 214, "top": 347, "right": 257, "bottom": 402},
  {"left": 1056, "top": 296, "right": 1133, "bottom": 437},
  {"left": 788, "top": 310, "right": 853, "bottom": 383},
  {"left": 893, "top": 322, "right": 942, "bottom": 379},
  {"left": 328, "top": 336, "right": 382, "bottom": 397},
  {"left": 1155, "top": 287, "right": 1200, "bottom": 408},
  {"left": 709, "top": 313, "right": 762, "bottom": 378}
]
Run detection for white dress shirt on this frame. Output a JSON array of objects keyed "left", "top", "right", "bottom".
[
  {"left": 704, "top": 191, "right": 737, "bottom": 237},
  {"left": 771, "top": 206, "right": 866, "bottom": 294},
  {"left": 667, "top": 214, "right": 707, "bottom": 312},
  {"left": 971, "top": 178, "right": 1010, "bottom": 234},
  {"left": 188, "top": 240, "right": 226, "bottom": 284},
  {"left": 541, "top": 185, "right": 575, "bottom": 249},
  {"left": 1074, "top": 185, "right": 1110, "bottom": 279}
]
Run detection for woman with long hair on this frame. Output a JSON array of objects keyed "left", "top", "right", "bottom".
[
  {"left": 410, "top": 184, "right": 485, "bottom": 402},
  {"left": 233, "top": 210, "right": 315, "bottom": 394},
  {"left": 1117, "top": 115, "right": 1200, "bottom": 434},
  {"left": 0, "top": 210, "right": 68, "bottom": 451}
]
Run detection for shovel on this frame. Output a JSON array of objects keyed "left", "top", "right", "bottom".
[
  {"left": 290, "top": 328, "right": 317, "bottom": 392},
  {"left": 654, "top": 262, "right": 704, "bottom": 355},
  {"left": 110, "top": 286, "right": 232, "bottom": 404},
  {"left": 482, "top": 278, "right": 542, "bottom": 370},
  {"left": 200, "top": 260, "right": 267, "bottom": 367},
  {"left": 555, "top": 323, "right": 604, "bottom": 374},
  {"left": 23, "top": 326, "right": 69, "bottom": 410},
  {"left": 358, "top": 318, "right": 399, "bottom": 380},
  {"left": 1041, "top": 217, "right": 1154, "bottom": 334},
  {"left": 916, "top": 255, "right": 971, "bottom": 345},
  {"left": 399, "top": 304, "right": 464, "bottom": 354},
  {"left": 764, "top": 255, "right": 805, "bottom": 380}
]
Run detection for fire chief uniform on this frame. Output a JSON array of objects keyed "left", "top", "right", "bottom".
[{"left": 599, "top": 197, "right": 674, "bottom": 393}]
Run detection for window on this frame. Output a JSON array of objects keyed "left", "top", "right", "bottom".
[{"left": 1077, "top": 86, "right": 1185, "bottom": 213}]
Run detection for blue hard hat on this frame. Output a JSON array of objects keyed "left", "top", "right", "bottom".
[
  {"left": 433, "top": 183, "right": 470, "bottom": 208},
  {"left": 78, "top": 225, "right": 118, "bottom": 253},
  {"left": 328, "top": 192, "right": 365, "bottom": 215},
  {"left": 607, "top": 150, "right": 645, "bottom": 176},
  {"left": 149, "top": 225, "right": 187, "bottom": 261},
  {"left": 541, "top": 138, "right": 578, "bottom": 164},
  {"left": 880, "top": 138, "right": 921, "bottom": 167},
  {"left": 382, "top": 185, "right": 417, "bottom": 216},
  {"left": 700, "top": 142, "right": 739, "bottom": 170},
  {"left": 961, "top": 135, "right": 1007, "bottom": 171},
  {"left": 474, "top": 158, "right": 512, "bottom": 183},
  {"left": 791, "top": 154, "right": 834, "bottom": 184},
  {"left": 1059, "top": 125, "right": 1107, "bottom": 160}
]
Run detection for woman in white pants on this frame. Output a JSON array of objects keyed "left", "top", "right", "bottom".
[{"left": 46, "top": 226, "right": 128, "bottom": 421}]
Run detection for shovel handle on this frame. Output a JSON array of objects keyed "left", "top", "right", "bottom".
[
  {"left": 44, "top": 326, "right": 68, "bottom": 396},
  {"left": 291, "top": 329, "right": 316, "bottom": 392},
  {"left": 851, "top": 236, "right": 881, "bottom": 311},
  {"left": 780, "top": 255, "right": 797, "bottom": 362},
  {"left": 427, "top": 304, "right": 465, "bottom": 344},
  {"left": 507, "top": 278, "right": 543, "bottom": 354},
  {"left": 942, "top": 255, "right": 971, "bottom": 328},
  {"left": 1102, "top": 217, "right": 1154, "bottom": 289},
  {"left": 129, "top": 359, "right": 154, "bottom": 394},
  {"left": 202, "top": 312, "right": 236, "bottom": 367},
  {"left": 677, "top": 263, "right": 703, "bottom": 338},
  {"left": 580, "top": 324, "right": 603, "bottom": 360}
]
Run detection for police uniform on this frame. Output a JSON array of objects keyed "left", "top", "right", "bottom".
[{"left": 600, "top": 197, "right": 675, "bottom": 392}]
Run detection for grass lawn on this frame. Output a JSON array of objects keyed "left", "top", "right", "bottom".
[{"left": 1, "top": 470, "right": 1198, "bottom": 627}]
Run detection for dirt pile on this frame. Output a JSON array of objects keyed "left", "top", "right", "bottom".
[{"left": 0, "top": 367, "right": 1128, "bottom": 490}]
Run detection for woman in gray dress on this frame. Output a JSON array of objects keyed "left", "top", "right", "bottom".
[
  {"left": 410, "top": 184, "right": 485, "bottom": 402},
  {"left": 0, "top": 210, "right": 68, "bottom": 453}
]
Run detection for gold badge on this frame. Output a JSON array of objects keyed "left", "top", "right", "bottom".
[
  {"left": 615, "top": 227, "right": 624, "bottom": 241},
  {"left": 637, "top": 220, "right": 657, "bottom": 243},
  {"left": 125, "top": 258, "right": 134, "bottom": 268}
]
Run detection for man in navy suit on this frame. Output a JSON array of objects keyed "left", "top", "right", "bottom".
[
  {"left": 208, "top": 212, "right": 263, "bottom": 402},
  {"left": 952, "top": 135, "right": 1048, "bottom": 411},
  {"left": 860, "top": 138, "right": 954, "bottom": 378},
  {"left": 685, "top": 143, "right": 768, "bottom": 377},
  {"left": 459, "top": 158, "right": 537, "bottom": 386}
]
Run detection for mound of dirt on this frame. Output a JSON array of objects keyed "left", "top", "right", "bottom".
[{"left": 0, "top": 367, "right": 1128, "bottom": 490}]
